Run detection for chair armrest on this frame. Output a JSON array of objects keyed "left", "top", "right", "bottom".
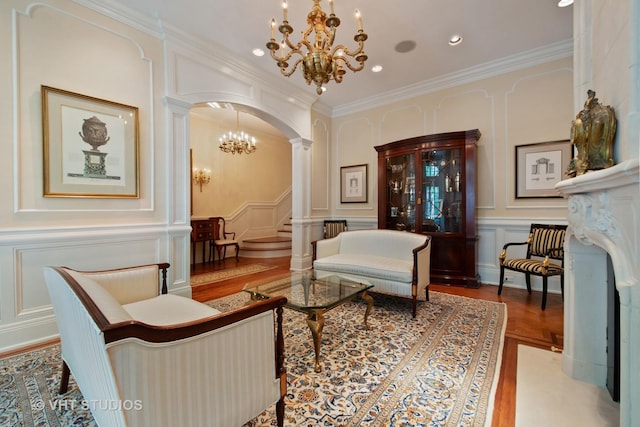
[
  {"left": 102, "top": 296, "right": 287, "bottom": 344},
  {"left": 502, "top": 241, "right": 529, "bottom": 251},
  {"left": 413, "top": 236, "right": 431, "bottom": 289},
  {"left": 107, "top": 297, "right": 288, "bottom": 427},
  {"left": 313, "top": 235, "right": 341, "bottom": 261},
  {"left": 224, "top": 231, "right": 236, "bottom": 239},
  {"left": 311, "top": 240, "right": 319, "bottom": 261},
  {"left": 499, "top": 241, "right": 529, "bottom": 264}
]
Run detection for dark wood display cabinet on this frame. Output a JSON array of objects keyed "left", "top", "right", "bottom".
[{"left": 375, "top": 129, "right": 481, "bottom": 287}]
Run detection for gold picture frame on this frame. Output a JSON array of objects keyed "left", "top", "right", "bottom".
[
  {"left": 340, "top": 164, "right": 368, "bottom": 203},
  {"left": 42, "top": 85, "right": 139, "bottom": 198},
  {"left": 515, "top": 140, "right": 572, "bottom": 198}
]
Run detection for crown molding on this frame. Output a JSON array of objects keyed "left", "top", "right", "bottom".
[
  {"left": 332, "top": 39, "right": 574, "bottom": 118},
  {"left": 74, "top": 0, "right": 164, "bottom": 39}
]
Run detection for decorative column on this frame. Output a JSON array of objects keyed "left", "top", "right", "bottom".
[
  {"left": 289, "top": 137, "right": 314, "bottom": 271},
  {"left": 163, "top": 96, "right": 193, "bottom": 297}
]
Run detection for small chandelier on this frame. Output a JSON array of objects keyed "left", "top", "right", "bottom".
[
  {"left": 219, "top": 111, "right": 257, "bottom": 155},
  {"left": 266, "top": 0, "right": 368, "bottom": 95}
]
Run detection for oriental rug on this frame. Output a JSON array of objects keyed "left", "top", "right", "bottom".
[
  {"left": 0, "top": 292, "right": 506, "bottom": 427},
  {"left": 190, "top": 263, "right": 277, "bottom": 286}
]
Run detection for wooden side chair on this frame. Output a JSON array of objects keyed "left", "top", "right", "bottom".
[
  {"left": 497, "top": 223, "right": 567, "bottom": 310},
  {"left": 323, "top": 219, "right": 348, "bottom": 239},
  {"left": 209, "top": 216, "right": 240, "bottom": 262}
]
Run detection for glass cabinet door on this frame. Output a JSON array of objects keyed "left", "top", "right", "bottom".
[
  {"left": 421, "top": 149, "right": 463, "bottom": 233},
  {"left": 385, "top": 154, "right": 416, "bottom": 232}
]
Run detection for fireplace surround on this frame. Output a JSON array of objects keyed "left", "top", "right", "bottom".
[{"left": 556, "top": 158, "right": 639, "bottom": 427}]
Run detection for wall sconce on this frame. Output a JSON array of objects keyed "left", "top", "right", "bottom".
[{"left": 192, "top": 167, "right": 211, "bottom": 192}]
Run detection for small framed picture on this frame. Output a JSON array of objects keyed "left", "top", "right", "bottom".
[
  {"left": 340, "top": 164, "right": 368, "bottom": 203},
  {"left": 42, "top": 85, "right": 139, "bottom": 198},
  {"left": 515, "top": 140, "right": 572, "bottom": 198}
]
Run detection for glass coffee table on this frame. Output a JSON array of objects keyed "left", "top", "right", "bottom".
[{"left": 243, "top": 272, "right": 374, "bottom": 372}]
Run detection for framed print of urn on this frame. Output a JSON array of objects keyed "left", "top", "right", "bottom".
[{"left": 41, "top": 86, "right": 139, "bottom": 198}]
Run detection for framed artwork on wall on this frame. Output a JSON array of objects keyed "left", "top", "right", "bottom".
[
  {"left": 515, "top": 140, "right": 572, "bottom": 198},
  {"left": 340, "top": 164, "right": 368, "bottom": 203},
  {"left": 41, "top": 85, "right": 139, "bottom": 198}
]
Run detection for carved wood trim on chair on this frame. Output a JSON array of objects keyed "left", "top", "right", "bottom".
[{"left": 412, "top": 236, "right": 431, "bottom": 317}]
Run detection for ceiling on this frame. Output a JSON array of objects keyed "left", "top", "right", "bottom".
[{"left": 103, "top": 0, "right": 573, "bottom": 132}]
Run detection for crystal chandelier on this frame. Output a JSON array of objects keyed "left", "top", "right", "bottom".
[
  {"left": 266, "top": 0, "right": 368, "bottom": 95},
  {"left": 218, "top": 111, "right": 257, "bottom": 155}
]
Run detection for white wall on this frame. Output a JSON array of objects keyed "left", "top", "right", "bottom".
[
  {"left": 0, "top": 0, "right": 313, "bottom": 352},
  {"left": 189, "top": 109, "right": 293, "bottom": 252},
  {"left": 190, "top": 111, "right": 292, "bottom": 218},
  {"left": 321, "top": 58, "right": 574, "bottom": 293},
  {"left": 0, "top": 1, "right": 178, "bottom": 352}
]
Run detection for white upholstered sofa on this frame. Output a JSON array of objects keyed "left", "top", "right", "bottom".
[
  {"left": 312, "top": 229, "right": 431, "bottom": 317},
  {"left": 44, "top": 263, "right": 287, "bottom": 427}
]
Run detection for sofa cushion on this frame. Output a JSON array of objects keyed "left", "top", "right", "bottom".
[
  {"left": 83, "top": 265, "right": 160, "bottom": 305},
  {"left": 65, "top": 269, "right": 133, "bottom": 324},
  {"left": 337, "top": 230, "right": 427, "bottom": 262},
  {"left": 313, "top": 254, "right": 413, "bottom": 283},
  {"left": 123, "top": 294, "right": 220, "bottom": 326}
]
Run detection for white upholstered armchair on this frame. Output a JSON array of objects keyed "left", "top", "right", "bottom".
[{"left": 43, "top": 263, "right": 286, "bottom": 427}]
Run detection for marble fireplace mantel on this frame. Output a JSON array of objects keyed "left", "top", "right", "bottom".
[{"left": 556, "top": 158, "right": 639, "bottom": 427}]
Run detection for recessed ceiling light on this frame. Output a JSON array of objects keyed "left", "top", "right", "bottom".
[
  {"left": 557, "top": 0, "right": 574, "bottom": 7},
  {"left": 252, "top": 48, "right": 265, "bottom": 57},
  {"left": 372, "top": 65, "right": 383, "bottom": 73},
  {"left": 394, "top": 40, "right": 416, "bottom": 53},
  {"left": 448, "top": 35, "right": 463, "bottom": 46}
]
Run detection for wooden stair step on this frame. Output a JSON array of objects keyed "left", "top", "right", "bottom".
[
  {"left": 241, "top": 235, "right": 292, "bottom": 259},
  {"left": 243, "top": 236, "right": 291, "bottom": 244}
]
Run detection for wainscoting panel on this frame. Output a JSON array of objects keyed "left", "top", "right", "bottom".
[
  {"left": 16, "top": 238, "right": 159, "bottom": 317},
  {"left": 0, "top": 225, "right": 180, "bottom": 353},
  {"left": 222, "top": 190, "right": 293, "bottom": 243}
]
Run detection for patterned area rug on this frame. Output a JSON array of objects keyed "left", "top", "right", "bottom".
[
  {"left": 0, "top": 344, "right": 94, "bottom": 426},
  {"left": 217, "top": 292, "right": 507, "bottom": 427},
  {"left": 190, "top": 263, "right": 278, "bottom": 286},
  {"left": 0, "top": 291, "right": 506, "bottom": 427}
]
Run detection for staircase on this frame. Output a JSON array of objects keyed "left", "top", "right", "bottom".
[{"left": 241, "top": 222, "right": 292, "bottom": 258}]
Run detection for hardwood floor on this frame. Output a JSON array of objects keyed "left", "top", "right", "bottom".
[{"left": 191, "top": 256, "right": 564, "bottom": 427}]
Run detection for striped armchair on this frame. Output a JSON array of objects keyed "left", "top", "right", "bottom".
[
  {"left": 44, "top": 263, "right": 287, "bottom": 427},
  {"left": 323, "top": 219, "right": 348, "bottom": 239},
  {"left": 497, "top": 224, "right": 567, "bottom": 310}
]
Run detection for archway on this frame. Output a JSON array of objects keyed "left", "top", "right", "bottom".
[
  {"left": 165, "top": 96, "right": 314, "bottom": 275},
  {"left": 189, "top": 102, "right": 293, "bottom": 257}
]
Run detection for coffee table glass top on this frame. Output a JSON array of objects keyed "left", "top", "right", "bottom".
[{"left": 242, "top": 272, "right": 373, "bottom": 312}]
